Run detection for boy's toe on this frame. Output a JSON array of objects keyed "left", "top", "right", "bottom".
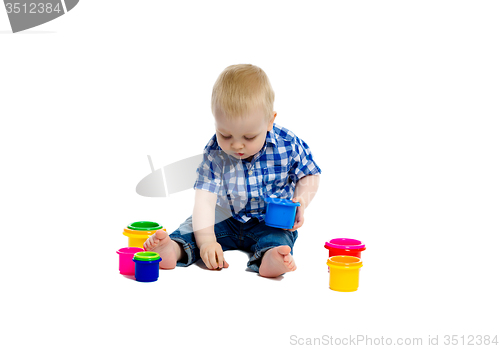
[
  {"left": 277, "top": 245, "right": 291, "bottom": 256},
  {"left": 155, "top": 230, "right": 167, "bottom": 240}
]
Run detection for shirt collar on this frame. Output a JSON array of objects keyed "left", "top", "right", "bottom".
[
  {"left": 265, "top": 124, "right": 278, "bottom": 147},
  {"left": 252, "top": 125, "right": 277, "bottom": 162}
]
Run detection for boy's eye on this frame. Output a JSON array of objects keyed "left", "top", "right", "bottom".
[{"left": 218, "top": 133, "right": 255, "bottom": 141}]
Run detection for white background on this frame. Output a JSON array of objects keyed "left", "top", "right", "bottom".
[{"left": 1, "top": 1, "right": 499, "bottom": 348}]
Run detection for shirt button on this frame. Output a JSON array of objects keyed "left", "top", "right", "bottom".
[{"left": 248, "top": 170, "right": 253, "bottom": 175}]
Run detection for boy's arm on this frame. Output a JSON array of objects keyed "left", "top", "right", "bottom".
[
  {"left": 192, "top": 189, "right": 217, "bottom": 246},
  {"left": 192, "top": 189, "right": 227, "bottom": 269},
  {"left": 289, "top": 175, "right": 320, "bottom": 230},
  {"left": 293, "top": 174, "right": 320, "bottom": 209}
]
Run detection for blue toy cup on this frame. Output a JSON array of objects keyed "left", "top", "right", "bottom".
[
  {"left": 264, "top": 197, "right": 301, "bottom": 229},
  {"left": 133, "top": 252, "right": 162, "bottom": 282}
]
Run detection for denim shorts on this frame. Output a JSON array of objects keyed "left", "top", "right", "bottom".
[{"left": 169, "top": 205, "right": 298, "bottom": 273}]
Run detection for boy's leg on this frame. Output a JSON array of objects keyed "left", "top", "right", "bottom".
[
  {"left": 245, "top": 220, "right": 299, "bottom": 277},
  {"left": 258, "top": 245, "right": 297, "bottom": 277},
  {"left": 143, "top": 229, "right": 186, "bottom": 269}
]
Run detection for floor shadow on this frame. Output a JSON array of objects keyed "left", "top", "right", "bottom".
[
  {"left": 246, "top": 268, "right": 284, "bottom": 281},
  {"left": 120, "top": 274, "right": 136, "bottom": 281},
  {"left": 194, "top": 259, "right": 225, "bottom": 271}
]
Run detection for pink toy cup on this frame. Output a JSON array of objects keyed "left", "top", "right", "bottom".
[
  {"left": 325, "top": 238, "right": 366, "bottom": 258},
  {"left": 116, "top": 247, "right": 144, "bottom": 275}
]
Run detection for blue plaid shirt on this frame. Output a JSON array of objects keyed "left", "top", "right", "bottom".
[{"left": 193, "top": 124, "right": 321, "bottom": 223}]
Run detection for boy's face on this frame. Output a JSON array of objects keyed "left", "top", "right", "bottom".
[{"left": 214, "top": 107, "right": 276, "bottom": 161}]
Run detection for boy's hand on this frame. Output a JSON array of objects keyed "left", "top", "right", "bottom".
[
  {"left": 287, "top": 197, "right": 305, "bottom": 231},
  {"left": 199, "top": 241, "right": 229, "bottom": 270}
]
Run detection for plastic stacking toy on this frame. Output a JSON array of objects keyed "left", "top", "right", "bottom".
[
  {"left": 327, "top": 255, "right": 363, "bottom": 292},
  {"left": 264, "top": 198, "right": 300, "bottom": 229},
  {"left": 116, "top": 247, "right": 144, "bottom": 275},
  {"left": 133, "top": 251, "right": 162, "bottom": 282},
  {"left": 123, "top": 221, "right": 166, "bottom": 248},
  {"left": 325, "top": 238, "right": 366, "bottom": 258}
]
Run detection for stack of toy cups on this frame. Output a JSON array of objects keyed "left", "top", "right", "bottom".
[
  {"left": 123, "top": 221, "right": 165, "bottom": 248},
  {"left": 133, "top": 251, "right": 162, "bottom": 282},
  {"left": 117, "top": 221, "right": 165, "bottom": 282},
  {"left": 325, "top": 238, "right": 366, "bottom": 292}
]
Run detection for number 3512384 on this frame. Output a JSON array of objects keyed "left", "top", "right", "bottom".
[{"left": 5, "top": 3, "right": 62, "bottom": 14}]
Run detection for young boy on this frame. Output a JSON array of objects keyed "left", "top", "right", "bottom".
[{"left": 144, "top": 64, "right": 321, "bottom": 278}]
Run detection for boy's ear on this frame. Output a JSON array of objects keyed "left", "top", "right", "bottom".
[{"left": 268, "top": 112, "right": 277, "bottom": 131}]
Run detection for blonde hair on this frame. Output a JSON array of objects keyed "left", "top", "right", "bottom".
[{"left": 211, "top": 64, "right": 275, "bottom": 120}]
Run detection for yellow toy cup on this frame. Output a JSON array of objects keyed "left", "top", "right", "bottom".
[
  {"left": 123, "top": 221, "right": 166, "bottom": 248},
  {"left": 326, "top": 255, "right": 363, "bottom": 292}
]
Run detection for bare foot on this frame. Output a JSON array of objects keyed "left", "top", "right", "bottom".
[
  {"left": 259, "top": 245, "right": 297, "bottom": 278},
  {"left": 143, "top": 230, "right": 182, "bottom": 269}
]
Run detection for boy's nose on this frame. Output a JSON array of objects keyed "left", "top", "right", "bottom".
[{"left": 232, "top": 141, "right": 244, "bottom": 150}]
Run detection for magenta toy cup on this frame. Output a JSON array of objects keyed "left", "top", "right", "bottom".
[
  {"left": 325, "top": 238, "right": 366, "bottom": 258},
  {"left": 116, "top": 247, "right": 144, "bottom": 275}
]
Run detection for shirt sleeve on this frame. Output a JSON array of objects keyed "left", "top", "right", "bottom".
[
  {"left": 193, "top": 138, "right": 223, "bottom": 195},
  {"left": 290, "top": 137, "right": 322, "bottom": 181}
]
